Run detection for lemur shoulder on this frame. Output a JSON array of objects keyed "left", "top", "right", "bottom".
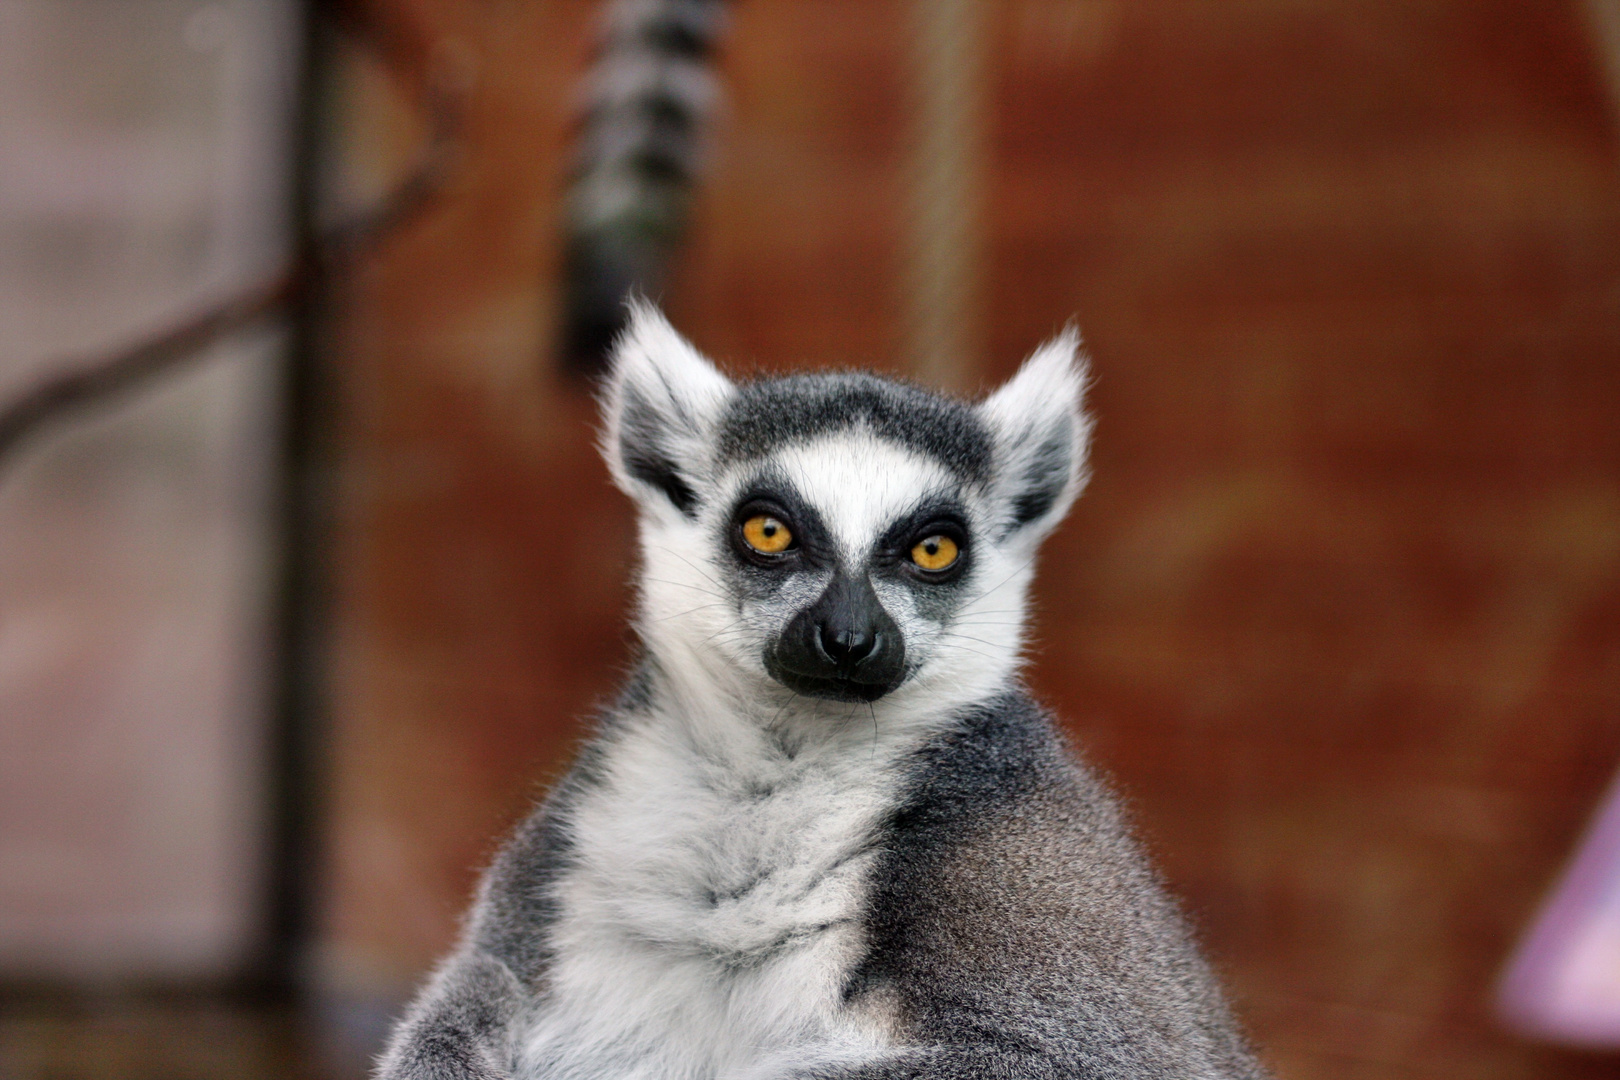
[{"left": 378, "top": 304, "right": 1270, "bottom": 1080}]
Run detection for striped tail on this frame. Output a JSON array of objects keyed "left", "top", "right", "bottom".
[{"left": 558, "top": 0, "right": 729, "bottom": 376}]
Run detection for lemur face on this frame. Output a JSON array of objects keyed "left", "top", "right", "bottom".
[
  {"left": 603, "top": 304, "right": 1089, "bottom": 709},
  {"left": 723, "top": 434, "right": 970, "bottom": 702}
]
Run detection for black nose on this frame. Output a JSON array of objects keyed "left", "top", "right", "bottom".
[
  {"left": 765, "top": 570, "right": 907, "bottom": 702},
  {"left": 819, "top": 625, "right": 877, "bottom": 666}
]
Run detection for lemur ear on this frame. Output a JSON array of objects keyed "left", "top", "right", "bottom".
[
  {"left": 976, "top": 327, "right": 1092, "bottom": 542},
  {"left": 601, "top": 302, "right": 735, "bottom": 517}
]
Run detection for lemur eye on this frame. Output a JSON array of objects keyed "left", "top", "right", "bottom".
[
  {"left": 742, "top": 515, "right": 794, "bottom": 555},
  {"left": 911, "top": 535, "right": 959, "bottom": 572}
]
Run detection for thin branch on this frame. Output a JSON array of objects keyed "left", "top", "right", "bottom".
[{"left": 0, "top": 0, "right": 465, "bottom": 471}]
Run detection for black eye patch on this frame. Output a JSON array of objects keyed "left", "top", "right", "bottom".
[
  {"left": 875, "top": 499, "right": 969, "bottom": 554},
  {"left": 874, "top": 499, "right": 972, "bottom": 582},
  {"left": 725, "top": 477, "right": 835, "bottom": 570}
]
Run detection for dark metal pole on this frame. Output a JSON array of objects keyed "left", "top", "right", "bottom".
[{"left": 263, "top": 0, "right": 334, "bottom": 997}]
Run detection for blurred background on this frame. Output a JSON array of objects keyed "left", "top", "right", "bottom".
[{"left": 2, "top": 1, "right": 1620, "bottom": 1077}]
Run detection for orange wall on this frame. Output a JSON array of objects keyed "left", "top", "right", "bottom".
[{"left": 322, "top": 3, "right": 1620, "bottom": 1077}]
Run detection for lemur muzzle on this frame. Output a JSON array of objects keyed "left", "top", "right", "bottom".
[{"left": 768, "top": 570, "right": 906, "bottom": 701}]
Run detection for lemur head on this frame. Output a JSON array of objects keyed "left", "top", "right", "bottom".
[{"left": 602, "top": 303, "right": 1090, "bottom": 712}]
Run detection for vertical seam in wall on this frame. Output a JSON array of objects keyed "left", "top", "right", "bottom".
[{"left": 903, "top": 0, "right": 986, "bottom": 394}]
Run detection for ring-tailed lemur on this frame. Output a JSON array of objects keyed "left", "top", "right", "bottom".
[{"left": 379, "top": 304, "right": 1269, "bottom": 1080}]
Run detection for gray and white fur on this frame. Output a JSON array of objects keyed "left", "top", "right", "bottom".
[
  {"left": 378, "top": 304, "right": 1270, "bottom": 1080},
  {"left": 559, "top": 0, "right": 728, "bottom": 373}
]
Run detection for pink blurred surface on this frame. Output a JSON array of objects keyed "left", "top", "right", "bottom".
[{"left": 1502, "top": 769, "right": 1620, "bottom": 1046}]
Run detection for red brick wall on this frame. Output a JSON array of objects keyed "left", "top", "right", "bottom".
[
  {"left": 979, "top": 5, "right": 1620, "bottom": 1076},
  {"left": 323, "top": 2, "right": 1620, "bottom": 1076}
]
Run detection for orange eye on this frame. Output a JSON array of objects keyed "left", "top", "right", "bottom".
[
  {"left": 911, "top": 535, "right": 959, "bottom": 572},
  {"left": 742, "top": 515, "right": 793, "bottom": 554}
]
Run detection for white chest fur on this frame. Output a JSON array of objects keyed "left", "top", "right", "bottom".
[{"left": 515, "top": 706, "right": 912, "bottom": 1080}]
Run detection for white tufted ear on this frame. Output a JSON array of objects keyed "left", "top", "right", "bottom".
[
  {"left": 976, "top": 327, "right": 1092, "bottom": 542},
  {"left": 601, "top": 301, "right": 735, "bottom": 518}
]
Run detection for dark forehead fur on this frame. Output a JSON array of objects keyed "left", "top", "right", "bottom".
[{"left": 717, "top": 371, "right": 992, "bottom": 483}]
